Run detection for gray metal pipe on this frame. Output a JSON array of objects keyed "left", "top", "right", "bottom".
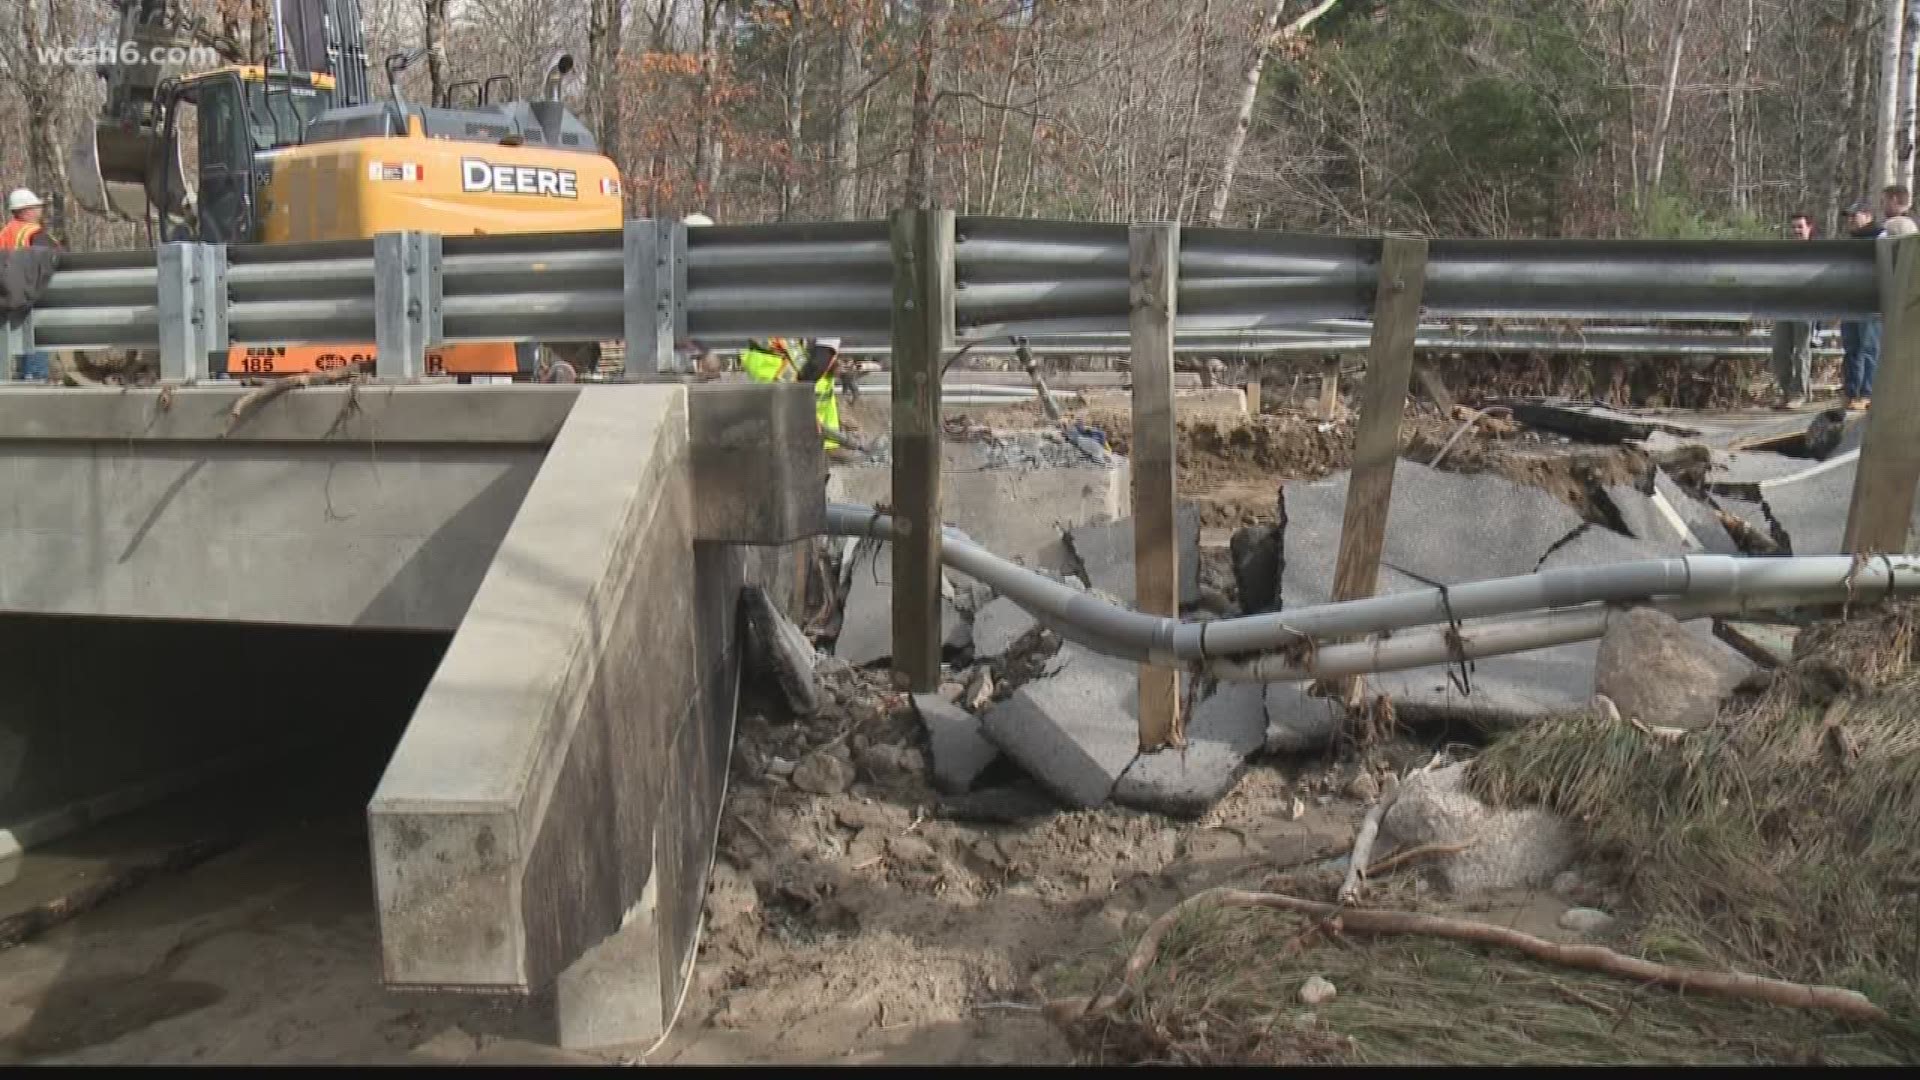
[
  {"left": 827, "top": 502, "right": 1920, "bottom": 668},
  {"left": 1208, "top": 580, "right": 1914, "bottom": 682}
]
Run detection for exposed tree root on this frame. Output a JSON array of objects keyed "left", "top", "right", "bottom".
[
  {"left": 1047, "top": 887, "right": 1889, "bottom": 1028},
  {"left": 1364, "top": 839, "right": 1474, "bottom": 877},
  {"left": 1339, "top": 773, "right": 1398, "bottom": 902}
]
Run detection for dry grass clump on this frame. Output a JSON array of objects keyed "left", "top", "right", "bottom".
[
  {"left": 1059, "top": 904, "right": 1909, "bottom": 1065},
  {"left": 1061, "top": 603, "right": 1920, "bottom": 1064},
  {"left": 1466, "top": 603, "right": 1920, "bottom": 1012}
]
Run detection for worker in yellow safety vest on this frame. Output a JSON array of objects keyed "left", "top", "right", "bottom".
[
  {"left": 739, "top": 337, "right": 802, "bottom": 383},
  {"left": 797, "top": 337, "right": 857, "bottom": 453}
]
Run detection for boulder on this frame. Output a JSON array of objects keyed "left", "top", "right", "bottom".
[{"left": 1594, "top": 607, "right": 1759, "bottom": 730}]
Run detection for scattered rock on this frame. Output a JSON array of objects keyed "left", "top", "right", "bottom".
[
  {"left": 766, "top": 756, "right": 798, "bottom": 779},
  {"left": 972, "top": 597, "right": 1041, "bottom": 661},
  {"left": 886, "top": 835, "right": 941, "bottom": 870},
  {"left": 793, "top": 751, "right": 855, "bottom": 795},
  {"left": 964, "top": 666, "right": 995, "bottom": 711},
  {"left": 1558, "top": 907, "right": 1617, "bottom": 935},
  {"left": 937, "top": 681, "right": 966, "bottom": 703},
  {"left": 1345, "top": 771, "right": 1381, "bottom": 803},
  {"left": 834, "top": 800, "right": 899, "bottom": 831},
  {"left": 1550, "top": 870, "right": 1585, "bottom": 899},
  {"left": 856, "top": 743, "right": 926, "bottom": 786},
  {"left": 705, "top": 862, "right": 760, "bottom": 932},
  {"left": 1298, "top": 976, "right": 1338, "bottom": 1006},
  {"left": 912, "top": 693, "right": 1004, "bottom": 796},
  {"left": 743, "top": 585, "right": 820, "bottom": 717},
  {"left": 1380, "top": 763, "right": 1574, "bottom": 894},
  {"left": 1595, "top": 608, "right": 1760, "bottom": 730},
  {"left": 848, "top": 827, "right": 887, "bottom": 864}
]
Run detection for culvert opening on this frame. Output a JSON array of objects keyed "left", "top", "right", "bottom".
[{"left": 0, "top": 614, "right": 452, "bottom": 916}]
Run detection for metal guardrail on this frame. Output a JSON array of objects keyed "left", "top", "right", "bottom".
[{"left": 0, "top": 214, "right": 1884, "bottom": 383}]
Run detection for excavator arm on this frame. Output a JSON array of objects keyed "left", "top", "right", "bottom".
[{"left": 68, "top": 0, "right": 371, "bottom": 224}]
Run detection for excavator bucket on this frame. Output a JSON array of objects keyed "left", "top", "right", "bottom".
[
  {"left": 69, "top": 119, "right": 148, "bottom": 220},
  {"left": 68, "top": 117, "right": 187, "bottom": 222}
]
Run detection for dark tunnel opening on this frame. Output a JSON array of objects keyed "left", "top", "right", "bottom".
[{"left": 0, "top": 613, "right": 452, "bottom": 895}]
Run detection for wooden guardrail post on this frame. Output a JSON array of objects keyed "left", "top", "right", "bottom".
[
  {"left": 1130, "top": 222, "right": 1183, "bottom": 751},
  {"left": 1325, "top": 236, "right": 1429, "bottom": 700},
  {"left": 889, "top": 207, "right": 955, "bottom": 691},
  {"left": 1844, "top": 232, "right": 1920, "bottom": 554}
]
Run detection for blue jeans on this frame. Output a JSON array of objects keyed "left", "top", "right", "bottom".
[
  {"left": 14, "top": 351, "right": 48, "bottom": 381},
  {"left": 1841, "top": 319, "right": 1880, "bottom": 400}
]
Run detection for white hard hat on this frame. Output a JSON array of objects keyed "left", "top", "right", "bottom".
[
  {"left": 815, "top": 337, "right": 842, "bottom": 351},
  {"left": 7, "top": 189, "right": 43, "bottom": 212},
  {"left": 683, "top": 212, "right": 713, "bottom": 227}
]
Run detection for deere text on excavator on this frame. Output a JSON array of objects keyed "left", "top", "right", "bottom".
[{"left": 69, "top": 0, "right": 622, "bottom": 380}]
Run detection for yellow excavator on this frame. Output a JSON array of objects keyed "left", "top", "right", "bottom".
[{"left": 69, "top": 0, "right": 622, "bottom": 380}]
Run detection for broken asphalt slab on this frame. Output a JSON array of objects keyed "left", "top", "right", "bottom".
[
  {"left": 1602, "top": 472, "right": 1739, "bottom": 555},
  {"left": 911, "top": 693, "right": 1004, "bottom": 796},
  {"left": 834, "top": 539, "right": 965, "bottom": 667},
  {"left": 1749, "top": 455, "right": 1920, "bottom": 556},
  {"left": 982, "top": 644, "right": 1150, "bottom": 809},
  {"left": 971, "top": 596, "right": 1040, "bottom": 661},
  {"left": 1065, "top": 503, "right": 1203, "bottom": 608},
  {"left": 982, "top": 643, "right": 1239, "bottom": 813},
  {"left": 1278, "top": 460, "right": 1587, "bottom": 609},
  {"left": 1112, "top": 681, "right": 1268, "bottom": 818}
]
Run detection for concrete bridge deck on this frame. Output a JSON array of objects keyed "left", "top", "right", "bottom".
[{"left": 0, "top": 381, "right": 822, "bottom": 1050}]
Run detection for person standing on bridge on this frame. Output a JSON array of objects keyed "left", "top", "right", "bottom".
[
  {"left": 1769, "top": 212, "right": 1815, "bottom": 410},
  {"left": 797, "top": 337, "right": 862, "bottom": 458},
  {"left": 1840, "top": 200, "right": 1884, "bottom": 411},
  {"left": 0, "top": 189, "right": 58, "bottom": 383}
]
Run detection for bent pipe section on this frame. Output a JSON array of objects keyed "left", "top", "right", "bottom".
[{"left": 826, "top": 503, "right": 1920, "bottom": 667}]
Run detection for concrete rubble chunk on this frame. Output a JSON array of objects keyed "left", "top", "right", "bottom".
[
  {"left": 833, "top": 539, "right": 964, "bottom": 667},
  {"left": 1380, "top": 763, "right": 1574, "bottom": 894},
  {"left": 912, "top": 693, "right": 1004, "bottom": 797},
  {"left": 982, "top": 644, "right": 1184, "bottom": 810},
  {"left": 1065, "top": 504, "right": 1203, "bottom": 608},
  {"left": 1112, "top": 681, "right": 1266, "bottom": 817},
  {"left": 743, "top": 585, "right": 820, "bottom": 717},
  {"left": 1265, "top": 682, "right": 1342, "bottom": 753},
  {"left": 972, "top": 597, "right": 1041, "bottom": 661},
  {"left": 1594, "top": 608, "right": 1759, "bottom": 730}
]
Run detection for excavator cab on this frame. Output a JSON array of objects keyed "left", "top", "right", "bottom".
[{"left": 149, "top": 67, "right": 336, "bottom": 243}]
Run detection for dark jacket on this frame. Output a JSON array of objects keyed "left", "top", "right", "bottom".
[
  {"left": 1850, "top": 220, "right": 1886, "bottom": 240},
  {"left": 0, "top": 246, "right": 61, "bottom": 319}
]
